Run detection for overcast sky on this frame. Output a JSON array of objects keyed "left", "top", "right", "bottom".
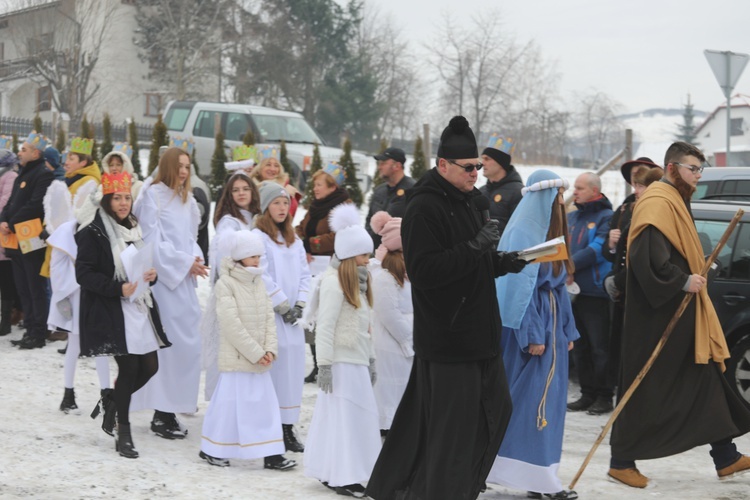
[{"left": 372, "top": 0, "right": 750, "bottom": 114}]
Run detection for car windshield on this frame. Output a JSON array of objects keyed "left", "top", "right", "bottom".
[{"left": 251, "top": 114, "right": 324, "bottom": 145}]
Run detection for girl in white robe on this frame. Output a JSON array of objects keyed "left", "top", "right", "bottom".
[
  {"left": 131, "top": 147, "right": 208, "bottom": 439},
  {"left": 202, "top": 172, "right": 260, "bottom": 400},
  {"left": 252, "top": 181, "right": 311, "bottom": 453},
  {"left": 369, "top": 211, "right": 413, "bottom": 432},
  {"left": 304, "top": 203, "right": 381, "bottom": 498},
  {"left": 199, "top": 231, "right": 296, "bottom": 471}
]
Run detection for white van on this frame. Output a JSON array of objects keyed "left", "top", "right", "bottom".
[{"left": 162, "top": 101, "right": 370, "bottom": 191}]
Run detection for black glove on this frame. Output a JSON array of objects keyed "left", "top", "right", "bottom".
[
  {"left": 40, "top": 228, "right": 50, "bottom": 241},
  {"left": 281, "top": 308, "right": 298, "bottom": 324},
  {"left": 466, "top": 220, "right": 500, "bottom": 254},
  {"left": 498, "top": 251, "right": 527, "bottom": 274}
]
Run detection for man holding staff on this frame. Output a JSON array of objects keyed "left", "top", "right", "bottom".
[{"left": 608, "top": 141, "right": 750, "bottom": 488}]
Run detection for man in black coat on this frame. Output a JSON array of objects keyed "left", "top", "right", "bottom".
[
  {"left": 367, "top": 116, "right": 527, "bottom": 500},
  {"left": 0, "top": 133, "right": 54, "bottom": 349},
  {"left": 479, "top": 145, "right": 523, "bottom": 237},
  {"left": 365, "top": 147, "right": 415, "bottom": 248}
]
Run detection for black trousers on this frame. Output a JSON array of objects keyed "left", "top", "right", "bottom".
[
  {"left": 11, "top": 250, "right": 49, "bottom": 340},
  {"left": 572, "top": 295, "right": 613, "bottom": 399},
  {"left": 0, "top": 260, "right": 19, "bottom": 304}
]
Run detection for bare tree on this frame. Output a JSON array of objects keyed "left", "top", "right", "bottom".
[
  {"left": 134, "top": 0, "right": 226, "bottom": 101},
  {"left": 356, "top": 4, "right": 423, "bottom": 141},
  {"left": 575, "top": 91, "right": 623, "bottom": 164},
  {"left": 10, "top": 0, "right": 118, "bottom": 123},
  {"left": 425, "top": 11, "right": 531, "bottom": 138}
]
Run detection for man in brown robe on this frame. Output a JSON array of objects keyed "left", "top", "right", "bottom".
[{"left": 608, "top": 141, "right": 750, "bottom": 488}]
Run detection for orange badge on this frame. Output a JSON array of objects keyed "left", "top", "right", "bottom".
[
  {"left": 397, "top": 189, "right": 405, "bottom": 196},
  {"left": 494, "top": 194, "right": 502, "bottom": 203},
  {"left": 587, "top": 222, "right": 596, "bottom": 229},
  {"left": 20, "top": 181, "right": 26, "bottom": 189}
]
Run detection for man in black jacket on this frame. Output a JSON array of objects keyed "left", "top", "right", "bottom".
[
  {"left": 365, "top": 147, "right": 415, "bottom": 248},
  {"left": 367, "top": 116, "right": 527, "bottom": 500},
  {"left": 0, "top": 132, "right": 54, "bottom": 349},
  {"left": 479, "top": 145, "right": 523, "bottom": 237}
]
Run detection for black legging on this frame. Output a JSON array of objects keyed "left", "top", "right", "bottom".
[{"left": 114, "top": 352, "right": 159, "bottom": 425}]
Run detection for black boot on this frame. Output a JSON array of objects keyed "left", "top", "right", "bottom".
[
  {"left": 282, "top": 424, "right": 304, "bottom": 452},
  {"left": 115, "top": 423, "right": 139, "bottom": 459},
  {"left": 586, "top": 396, "right": 614, "bottom": 415},
  {"left": 60, "top": 388, "right": 78, "bottom": 413},
  {"left": 151, "top": 410, "right": 187, "bottom": 439},
  {"left": 0, "top": 299, "right": 12, "bottom": 336},
  {"left": 567, "top": 394, "right": 595, "bottom": 412},
  {"left": 100, "top": 389, "right": 117, "bottom": 436},
  {"left": 263, "top": 454, "right": 297, "bottom": 470},
  {"left": 58, "top": 342, "right": 67, "bottom": 355},
  {"left": 305, "top": 344, "right": 318, "bottom": 383}
]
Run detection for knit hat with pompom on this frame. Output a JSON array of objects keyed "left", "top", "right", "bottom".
[
  {"left": 370, "top": 211, "right": 402, "bottom": 261},
  {"left": 437, "top": 115, "right": 478, "bottom": 160},
  {"left": 329, "top": 203, "right": 373, "bottom": 260}
]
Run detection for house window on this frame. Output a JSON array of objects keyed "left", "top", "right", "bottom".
[
  {"left": 731, "top": 117, "right": 744, "bottom": 136},
  {"left": 37, "top": 86, "right": 51, "bottom": 112},
  {"left": 28, "top": 33, "right": 53, "bottom": 56},
  {"left": 145, "top": 93, "right": 162, "bottom": 117},
  {"left": 0, "top": 20, "right": 8, "bottom": 30}
]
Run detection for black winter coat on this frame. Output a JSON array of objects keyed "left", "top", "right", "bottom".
[
  {"left": 602, "top": 193, "right": 636, "bottom": 297},
  {"left": 0, "top": 157, "right": 54, "bottom": 256},
  {"left": 478, "top": 168, "right": 524, "bottom": 236},
  {"left": 75, "top": 211, "right": 170, "bottom": 357},
  {"left": 365, "top": 175, "right": 416, "bottom": 247},
  {"left": 402, "top": 168, "right": 508, "bottom": 362}
]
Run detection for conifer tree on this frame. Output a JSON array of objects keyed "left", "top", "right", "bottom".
[
  {"left": 129, "top": 118, "right": 142, "bottom": 178},
  {"left": 80, "top": 114, "right": 99, "bottom": 164},
  {"left": 100, "top": 113, "right": 114, "bottom": 157},
  {"left": 33, "top": 114, "right": 43, "bottom": 135},
  {"left": 411, "top": 135, "right": 428, "bottom": 180},
  {"left": 675, "top": 94, "right": 699, "bottom": 146},
  {"left": 280, "top": 140, "right": 292, "bottom": 176},
  {"left": 210, "top": 131, "right": 228, "bottom": 198},
  {"left": 192, "top": 146, "right": 201, "bottom": 175},
  {"left": 340, "top": 138, "right": 363, "bottom": 207},
  {"left": 55, "top": 123, "right": 66, "bottom": 152},
  {"left": 243, "top": 129, "right": 255, "bottom": 146},
  {"left": 148, "top": 114, "right": 168, "bottom": 174},
  {"left": 12, "top": 133, "right": 18, "bottom": 154},
  {"left": 302, "top": 142, "right": 323, "bottom": 208}
]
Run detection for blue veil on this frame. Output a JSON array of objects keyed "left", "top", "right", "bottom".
[{"left": 496, "top": 170, "right": 567, "bottom": 329}]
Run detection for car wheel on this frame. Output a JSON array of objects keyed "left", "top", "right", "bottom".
[{"left": 726, "top": 334, "right": 750, "bottom": 410}]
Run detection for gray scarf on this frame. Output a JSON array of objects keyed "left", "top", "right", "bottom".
[{"left": 358, "top": 265, "right": 368, "bottom": 293}]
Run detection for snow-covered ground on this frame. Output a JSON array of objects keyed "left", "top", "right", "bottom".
[{"left": 2, "top": 165, "right": 748, "bottom": 499}]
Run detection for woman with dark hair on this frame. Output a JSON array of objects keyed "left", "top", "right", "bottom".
[
  {"left": 75, "top": 171, "right": 171, "bottom": 459},
  {"left": 487, "top": 170, "right": 579, "bottom": 499},
  {"left": 294, "top": 164, "right": 350, "bottom": 383},
  {"left": 131, "top": 147, "right": 208, "bottom": 439}
]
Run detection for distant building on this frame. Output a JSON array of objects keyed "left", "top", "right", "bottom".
[
  {"left": 694, "top": 94, "right": 750, "bottom": 166},
  {"left": 0, "top": 0, "right": 218, "bottom": 130}
]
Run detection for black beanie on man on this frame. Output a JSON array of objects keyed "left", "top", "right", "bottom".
[
  {"left": 482, "top": 147, "right": 512, "bottom": 171},
  {"left": 437, "top": 116, "right": 478, "bottom": 159}
]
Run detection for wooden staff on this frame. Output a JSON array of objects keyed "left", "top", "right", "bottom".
[{"left": 568, "top": 208, "right": 745, "bottom": 490}]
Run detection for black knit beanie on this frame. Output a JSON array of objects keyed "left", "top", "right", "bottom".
[
  {"left": 437, "top": 116, "right": 478, "bottom": 160},
  {"left": 482, "top": 147, "right": 511, "bottom": 171}
]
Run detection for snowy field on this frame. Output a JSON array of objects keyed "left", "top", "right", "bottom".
[{"left": 1, "top": 164, "right": 749, "bottom": 499}]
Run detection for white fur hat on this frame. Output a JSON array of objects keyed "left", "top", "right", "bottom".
[
  {"left": 229, "top": 231, "right": 265, "bottom": 261},
  {"left": 329, "top": 203, "right": 373, "bottom": 260}
]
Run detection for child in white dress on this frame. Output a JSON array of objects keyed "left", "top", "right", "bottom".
[
  {"left": 200, "top": 230, "right": 296, "bottom": 470},
  {"left": 304, "top": 203, "right": 381, "bottom": 498}
]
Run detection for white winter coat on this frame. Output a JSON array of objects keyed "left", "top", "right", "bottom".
[
  {"left": 215, "top": 257, "right": 278, "bottom": 373},
  {"left": 372, "top": 271, "right": 414, "bottom": 358},
  {"left": 315, "top": 266, "right": 375, "bottom": 367}
]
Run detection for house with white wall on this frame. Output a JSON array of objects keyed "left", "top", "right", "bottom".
[{"left": 694, "top": 94, "right": 750, "bottom": 166}]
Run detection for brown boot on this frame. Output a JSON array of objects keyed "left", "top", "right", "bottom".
[
  {"left": 607, "top": 467, "right": 649, "bottom": 488},
  {"left": 717, "top": 455, "right": 750, "bottom": 480}
]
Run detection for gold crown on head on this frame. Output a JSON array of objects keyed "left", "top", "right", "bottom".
[
  {"left": 233, "top": 145, "right": 258, "bottom": 162},
  {"left": 101, "top": 172, "right": 132, "bottom": 195},
  {"left": 70, "top": 137, "right": 94, "bottom": 156}
]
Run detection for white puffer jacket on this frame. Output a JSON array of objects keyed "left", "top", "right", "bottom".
[
  {"left": 215, "top": 257, "right": 277, "bottom": 373},
  {"left": 315, "top": 266, "right": 375, "bottom": 367}
]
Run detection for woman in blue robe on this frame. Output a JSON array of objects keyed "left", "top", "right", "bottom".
[{"left": 487, "top": 170, "right": 580, "bottom": 499}]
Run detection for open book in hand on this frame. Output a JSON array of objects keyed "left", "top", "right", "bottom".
[{"left": 517, "top": 235, "right": 568, "bottom": 262}]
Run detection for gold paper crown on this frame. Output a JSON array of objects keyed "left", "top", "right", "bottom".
[
  {"left": 233, "top": 145, "right": 258, "bottom": 162},
  {"left": 70, "top": 137, "right": 94, "bottom": 156},
  {"left": 101, "top": 172, "right": 132, "bottom": 195}
]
